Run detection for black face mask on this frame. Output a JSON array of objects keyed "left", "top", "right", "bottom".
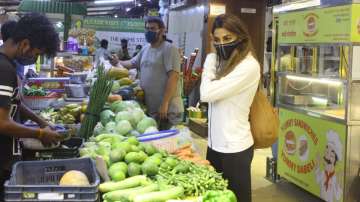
[
  {"left": 16, "top": 55, "right": 37, "bottom": 66},
  {"left": 16, "top": 47, "right": 37, "bottom": 65},
  {"left": 214, "top": 40, "right": 241, "bottom": 60}
]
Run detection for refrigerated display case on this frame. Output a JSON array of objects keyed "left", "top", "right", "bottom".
[{"left": 272, "top": 2, "right": 360, "bottom": 202}]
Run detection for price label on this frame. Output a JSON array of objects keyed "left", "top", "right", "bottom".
[{"left": 38, "top": 193, "right": 64, "bottom": 200}]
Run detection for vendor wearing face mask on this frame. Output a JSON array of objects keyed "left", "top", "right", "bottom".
[
  {"left": 0, "top": 13, "right": 63, "bottom": 198},
  {"left": 200, "top": 14, "right": 260, "bottom": 202},
  {"left": 110, "top": 17, "right": 184, "bottom": 130}
]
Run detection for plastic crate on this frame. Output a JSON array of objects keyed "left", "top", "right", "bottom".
[
  {"left": 22, "top": 138, "right": 84, "bottom": 161},
  {"left": 22, "top": 96, "right": 58, "bottom": 110},
  {"left": 4, "top": 158, "right": 99, "bottom": 202}
]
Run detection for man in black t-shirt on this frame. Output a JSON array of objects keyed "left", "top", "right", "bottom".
[{"left": 0, "top": 13, "right": 63, "bottom": 197}]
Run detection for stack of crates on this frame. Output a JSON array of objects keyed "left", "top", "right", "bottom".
[{"left": 4, "top": 158, "right": 99, "bottom": 202}]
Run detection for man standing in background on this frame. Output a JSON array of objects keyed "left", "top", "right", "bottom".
[
  {"left": 118, "top": 39, "right": 131, "bottom": 60},
  {"left": 111, "top": 17, "right": 184, "bottom": 129}
]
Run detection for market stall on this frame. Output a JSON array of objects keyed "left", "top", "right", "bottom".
[
  {"left": 3, "top": 60, "right": 230, "bottom": 201},
  {"left": 272, "top": 1, "right": 360, "bottom": 201}
]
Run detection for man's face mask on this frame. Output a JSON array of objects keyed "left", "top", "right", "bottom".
[
  {"left": 145, "top": 30, "right": 159, "bottom": 44},
  {"left": 214, "top": 40, "right": 241, "bottom": 60},
  {"left": 16, "top": 41, "right": 38, "bottom": 65}
]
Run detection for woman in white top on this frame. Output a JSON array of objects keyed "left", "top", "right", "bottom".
[{"left": 200, "top": 14, "right": 260, "bottom": 202}]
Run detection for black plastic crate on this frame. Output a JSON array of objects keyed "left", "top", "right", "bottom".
[
  {"left": 22, "top": 138, "right": 84, "bottom": 161},
  {"left": 4, "top": 158, "right": 99, "bottom": 202}
]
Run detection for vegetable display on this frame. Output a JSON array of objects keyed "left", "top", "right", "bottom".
[
  {"left": 79, "top": 65, "right": 113, "bottom": 140},
  {"left": 81, "top": 129, "right": 228, "bottom": 201},
  {"left": 157, "top": 160, "right": 228, "bottom": 197},
  {"left": 202, "top": 190, "right": 237, "bottom": 202},
  {"left": 98, "top": 100, "right": 157, "bottom": 136},
  {"left": 23, "top": 85, "right": 47, "bottom": 96},
  {"left": 40, "top": 103, "right": 87, "bottom": 125}
]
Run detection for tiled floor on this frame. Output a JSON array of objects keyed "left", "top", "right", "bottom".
[{"left": 191, "top": 133, "right": 324, "bottom": 202}]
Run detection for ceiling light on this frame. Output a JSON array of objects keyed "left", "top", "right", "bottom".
[
  {"left": 94, "top": 0, "right": 133, "bottom": 4},
  {"left": 138, "top": 3, "right": 142, "bottom": 6},
  {"left": 87, "top": 11, "right": 110, "bottom": 15},
  {"left": 87, "top": 6, "right": 115, "bottom": 11},
  {"left": 273, "top": 0, "right": 320, "bottom": 13},
  {"left": 126, "top": 7, "right": 131, "bottom": 12},
  {"left": 286, "top": 75, "right": 343, "bottom": 87}
]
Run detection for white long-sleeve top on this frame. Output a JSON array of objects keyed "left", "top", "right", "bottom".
[{"left": 200, "top": 53, "right": 260, "bottom": 153}]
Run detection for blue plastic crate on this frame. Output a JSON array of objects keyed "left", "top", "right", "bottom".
[{"left": 4, "top": 158, "right": 99, "bottom": 202}]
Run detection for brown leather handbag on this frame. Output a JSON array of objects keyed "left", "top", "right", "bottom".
[{"left": 249, "top": 86, "right": 279, "bottom": 149}]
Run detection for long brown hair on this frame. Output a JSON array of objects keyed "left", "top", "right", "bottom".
[{"left": 212, "top": 14, "right": 255, "bottom": 79}]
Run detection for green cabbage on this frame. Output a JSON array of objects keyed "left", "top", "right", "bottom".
[
  {"left": 105, "top": 121, "right": 117, "bottom": 133},
  {"left": 100, "top": 110, "right": 115, "bottom": 126},
  {"left": 115, "top": 111, "right": 133, "bottom": 123},
  {"left": 144, "top": 126, "right": 159, "bottom": 134},
  {"left": 115, "top": 120, "right": 133, "bottom": 135},
  {"left": 137, "top": 117, "right": 157, "bottom": 134},
  {"left": 131, "top": 108, "right": 145, "bottom": 125},
  {"left": 93, "top": 122, "right": 106, "bottom": 136}
]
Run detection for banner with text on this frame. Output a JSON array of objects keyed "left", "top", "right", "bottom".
[
  {"left": 95, "top": 31, "right": 146, "bottom": 57},
  {"left": 278, "top": 4, "right": 360, "bottom": 43},
  {"left": 83, "top": 17, "right": 146, "bottom": 56},
  {"left": 277, "top": 108, "right": 346, "bottom": 202}
]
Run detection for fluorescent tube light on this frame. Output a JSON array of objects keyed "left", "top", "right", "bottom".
[
  {"left": 87, "top": 11, "right": 110, "bottom": 15},
  {"left": 95, "top": 0, "right": 133, "bottom": 4},
  {"left": 273, "top": 0, "right": 320, "bottom": 13},
  {"left": 286, "top": 75, "right": 343, "bottom": 86},
  {"left": 87, "top": 6, "right": 115, "bottom": 11}
]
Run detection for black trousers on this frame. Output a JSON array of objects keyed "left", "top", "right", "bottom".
[{"left": 207, "top": 146, "right": 254, "bottom": 202}]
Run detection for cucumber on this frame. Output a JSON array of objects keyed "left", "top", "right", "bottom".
[
  {"left": 99, "top": 175, "right": 148, "bottom": 193},
  {"left": 133, "top": 186, "right": 184, "bottom": 202},
  {"left": 105, "top": 184, "right": 159, "bottom": 201}
]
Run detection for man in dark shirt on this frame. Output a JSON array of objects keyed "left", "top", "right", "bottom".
[{"left": 0, "top": 13, "right": 62, "bottom": 197}]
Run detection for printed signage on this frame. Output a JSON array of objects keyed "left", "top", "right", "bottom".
[
  {"left": 82, "top": 17, "right": 146, "bottom": 55},
  {"left": 278, "top": 4, "right": 360, "bottom": 43},
  {"left": 278, "top": 108, "right": 346, "bottom": 202},
  {"left": 83, "top": 17, "right": 145, "bottom": 33}
]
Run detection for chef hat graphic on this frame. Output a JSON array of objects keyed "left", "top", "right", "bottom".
[{"left": 326, "top": 130, "right": 342, "bottom": 162}]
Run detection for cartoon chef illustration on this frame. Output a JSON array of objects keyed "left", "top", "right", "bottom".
[{"left": 315, "top": 130, "right": 343, "bottom": 202}]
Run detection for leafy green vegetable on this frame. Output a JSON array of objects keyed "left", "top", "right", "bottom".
[
  {"left": 116, "top": 120, "right": 133, "bottom": 135},
  {"left": 144, "top": 126, "right": 158, "bottom": 134},
  {"left": 115, "top": 111, "right": 133, "bottom": 123},
  {"left": 105, "top": 122, "right": 117, "bottom": 133},
  {"left": 137, "top": 117, "right": 157, "bottom": 134},
  {"left": 100, "top": 110, "right": 115, "bottom": 126},
  {"left": 131, "top": 108, "right": 145, "bottom": 125}
]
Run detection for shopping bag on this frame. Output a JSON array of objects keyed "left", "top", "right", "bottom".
[{"left": 249, "top": 86, "right": 279, "bottom": 149}]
